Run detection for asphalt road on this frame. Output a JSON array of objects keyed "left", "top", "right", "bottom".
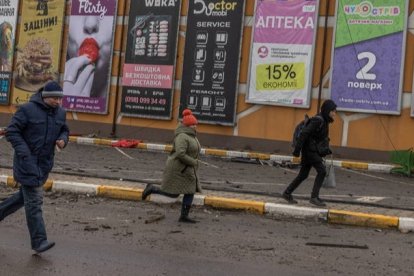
[
  {"left": 0, "top": 185, "right": 413, "bottom": 276},
  {"left": 1, "top": 139, "right": 414, "bottom": 210}
]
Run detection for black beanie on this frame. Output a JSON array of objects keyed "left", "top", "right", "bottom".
[
  {"left": 320, "top": 100, "right": 337, "bottom": 122},
  {"left": 41, "top": 81, "right": 63, "bottom": 98}
]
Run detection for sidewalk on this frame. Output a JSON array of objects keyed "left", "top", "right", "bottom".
[
  {"left": 68, "top": 136, "right": 396, "bottom": 174},
  {"left": 1, "top": 171, "right": 413, "bottom": 234},
  {"left": 0, "top": 134, "right": 400, "bottom": 174}
]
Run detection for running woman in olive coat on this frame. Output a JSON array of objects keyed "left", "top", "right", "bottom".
[{"left": 142, "top": 109, "right": 202, "bottom": 223}]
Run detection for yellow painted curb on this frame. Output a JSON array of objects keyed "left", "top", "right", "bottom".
[
  {"left": 94, "top": 138, "right": 113, "bottom": 146},
  {"left": 341, "top": 161, "right": 369, "bottom": 170},
  {"left": 43, "top": 180, "right": 53, "bottom": 191},
  {"left": 97, "top": 185, "right": 143, "bottom": 201},
  {"left": 204, "top": 149, "right": 228, "bottom": 157},
  {"left": 248, "top": 153, "right": 271, "bottom": 160},
  {"left": 137, "top": 143, "right": 148, "bottom": 150},
  {"left": 204, "top": 196, "right": 264, "bottom": 214},
  {"left": 6, "top": 176, "right": 17, "bottom": 188},
  {"left": 5, "top": 177, "right": 53, "bottom": 191},
  {"left": 69, "top": 136, "right": 77, "bottom": 142},
  {"left": 328, "top": 209, "right": 398, "bottom": 229}
]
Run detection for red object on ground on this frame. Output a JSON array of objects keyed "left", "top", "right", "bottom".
[
  {"left": 78, "top": 38, "right": 99, "bottom": 63},
  {"left": 111, "top": 139, "right": 140, "bottom": 148}
]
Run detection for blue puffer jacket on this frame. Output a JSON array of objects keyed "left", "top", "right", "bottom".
[{"left": 6, "top": 92, "right": 69, "bottom": 186}]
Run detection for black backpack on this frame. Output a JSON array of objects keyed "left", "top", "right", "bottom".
[{"left": 292, "top": 114, "right": 324, "bottom": 149}]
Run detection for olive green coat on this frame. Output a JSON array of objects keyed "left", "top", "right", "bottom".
[{"left": 161, "top": 123, "right": 202, "bottom": 194}]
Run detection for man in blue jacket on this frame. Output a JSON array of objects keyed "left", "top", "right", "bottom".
[{"left": 0, "top": 81, "right": 69, "bottom": 253}]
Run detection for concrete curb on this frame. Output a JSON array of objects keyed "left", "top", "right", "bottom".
[
  {"left": 1, "top": 175, "right": 412, "bottom": 233},
  {"left": 265, "top": 203, "right": 328, "bottom": 221},
  {"left": 69, "top": 136, "right": 396, "bottom": 174},
  {"left": 399, "top": 217, "right": 414, "bottom": 233}
]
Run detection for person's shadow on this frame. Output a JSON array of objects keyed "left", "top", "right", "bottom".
[{"left": 26, "top": 254, "right": 54, "bottom": 273}]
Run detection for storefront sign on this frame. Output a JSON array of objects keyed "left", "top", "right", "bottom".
[
  {"left": 180, "top": 0, "right": 245, "bottom": 125},
  {"left": 120, "top": 0, "right": 181, "bottom": 119},
  {"left": 331, "top": 0, "right": 408, "bottom": 114},
  {"left": 247, "top": 0, "right": 319, "bottom": 108},
  {"left": 0, "top": 0, "right": 18, "bottom": 105},
  {"left": 12, "top": 0, "right": 65, "bottom": 105},
  {"left": 62, "top": 0, "right": 117, "bottom": 114}
]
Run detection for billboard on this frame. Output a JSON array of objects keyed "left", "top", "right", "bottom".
[
  {"left": 62, "top": 0, "right": 117, "bottom": 114},
  {"left": 179, "top": 0, "right": 245, "bottom": 126},
  {"left": 247, "top": 0, "right": 319, "bottom": 108},
  {"left": 330, "top": 0, "right": 408, "bottom": 114},
  {"left": 120, "top": 0, "right": 181, "bottom": 119},
  {"left": 0, "top": 0, "right": 18, "bottom": 105},
  {"left": 12, "top": 0, "right": 65, "bottom": 105}
]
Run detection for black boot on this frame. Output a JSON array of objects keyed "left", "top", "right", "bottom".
[
  {"left": 179, "top": 205, "right": 197, "bottom": 223},
  {"left": 142, "top": 184, "right": 154, "bottom": 200},
  {"left": 282, "top": 191, "right": 298, "bottom": 204},
  {"left": 309, "top": 197, "right": 326, "bottom": 207}
]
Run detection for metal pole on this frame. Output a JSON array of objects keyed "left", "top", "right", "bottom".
[
  {"left": 111, "top": 0, "right": 128, "bottom": 137},
  {"left": 317, "top": 0, "right": 331, "bottom": 112}
]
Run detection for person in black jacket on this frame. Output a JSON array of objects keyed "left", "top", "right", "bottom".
[
  {"left": 282, "top": 100, "right": 337, "bottom": 207},
  {"left": 0, "top": 81, "right": 69, "bottom": 253}
]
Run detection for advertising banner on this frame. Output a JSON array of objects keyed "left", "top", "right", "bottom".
[
  {"left": 62, "top": 0, "right": 117, "bottom": 114},
  {"left": 330, "top": 0, "right": 408, "bottom": 114},
  {"left": 179, "top": 0, "right": 245, "bottom": 125},
  {"left": 120, "top": 0, "right": 181, "bottom": 119},
  {"left": 247, "top": 0, "right": 319, "bottom": 108},
  {"left": 12, "top": 0, "right": 65, "bottom": 105},
  {"left": 0, "top": 0, "right": 18, "bottom": 105}
]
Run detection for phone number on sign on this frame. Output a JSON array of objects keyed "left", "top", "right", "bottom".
[{"left": 125, "top": 96, "right": 167, "bottom": 105}]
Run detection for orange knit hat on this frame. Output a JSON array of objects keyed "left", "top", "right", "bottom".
[{"left": 182, "top": 109, "right": 198, "bottom": 126}]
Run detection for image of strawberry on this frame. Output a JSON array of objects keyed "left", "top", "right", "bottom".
[{"left": 78, "top": 38, "right": 99, "bottom": 63}]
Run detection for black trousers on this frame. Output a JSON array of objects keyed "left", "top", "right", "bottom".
[{"left": 284, "top": 161, "right": 326, "bottom": 198}]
